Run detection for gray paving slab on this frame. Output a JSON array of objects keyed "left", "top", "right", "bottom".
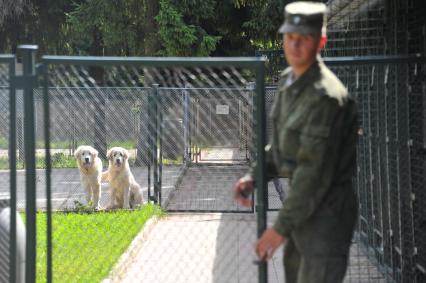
[
  {"left": 104, "top": 211, "right": 386, "bottom": 283},
  {"left": 0, "top": 165, "right": 181, "bottom": 211},
  {"left": 105, "top": 213, "right": 259, "bottom": 283},
  {"left": 164, "top": 165, "right": 251, "bottom": 212}
]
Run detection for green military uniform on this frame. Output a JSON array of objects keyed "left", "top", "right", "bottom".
[
  {"left": 269, "top": 57, "right": 358, "bottom": 283},
  {"left": 265, "top": 2, "right": 359, "bottom": 282}
]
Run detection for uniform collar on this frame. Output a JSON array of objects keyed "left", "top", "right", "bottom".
[{"left": 281, "top": 56, "right": 322, "bottom": 94}]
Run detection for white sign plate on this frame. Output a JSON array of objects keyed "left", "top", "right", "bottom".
[{"left": 216, "top": 105, "right": 229, "bottom": 115}]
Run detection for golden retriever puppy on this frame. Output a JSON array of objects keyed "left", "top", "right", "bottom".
[
  {"left": 74, "top": 145, "right": 103, "bottom": 209},
  {"left": 104, "top": 147, "right": 143, "bottom": 209}
]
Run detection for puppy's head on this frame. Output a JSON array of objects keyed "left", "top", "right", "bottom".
[
  {"left": 107, "top": 147, "right": 129, "bottom": 168},
  {"left": 75, "top": 145, "right": 98, "bottom": 169}
]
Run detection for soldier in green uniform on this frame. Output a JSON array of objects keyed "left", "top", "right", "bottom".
[{"left": 234, "top": 1, "right": 359, "bottom": 282}]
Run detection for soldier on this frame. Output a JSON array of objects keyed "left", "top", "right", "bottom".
[{"left": 234, "top": 1, "right": 359, "bottom": 282}]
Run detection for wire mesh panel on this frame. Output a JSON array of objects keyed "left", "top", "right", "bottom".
[
  {"left": 152, "top": 79, "right": 259, "bottom": 213},
  {"left": 0, "top": 56, "right": 12, "bottom": 283},
  {"left": 325, "top": 0, "right": 385, "bottom": 57},
  {"left": 326, "top": 58, "right": 426, "bottom": 283},
  {"left": 0, "top": 59, "right": 14, "bottom": 203},
  {"left": 38, "top": 57, "right": 264, "bottom": 282}
]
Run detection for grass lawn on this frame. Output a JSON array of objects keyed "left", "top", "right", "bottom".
[{"left": 34, "top": 204, "right": 163, "bottom": 282}]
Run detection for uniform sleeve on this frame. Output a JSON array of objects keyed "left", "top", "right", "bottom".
[
  {"left": 273, "top": 97, "right": 344, "bottom": 237},
  {"left": 245, "top": 143, "right": 279, "bottom": 181}
]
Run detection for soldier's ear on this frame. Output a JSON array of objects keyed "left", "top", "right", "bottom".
[{"left": 319, "top": 35, "right": 327, "bottom": 50}]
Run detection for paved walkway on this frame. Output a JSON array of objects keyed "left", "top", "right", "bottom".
[{"left": 103, "top": 212, "right": 385, "bottom": 283}]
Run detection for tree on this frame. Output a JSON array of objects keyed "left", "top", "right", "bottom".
[
  {"left": 0, "top": 0, "right": 28, "bottom": 26},
  {"left": 155, "top": 0, "right": 221, "bottom": 56},
  {"left": 0, "top": 0, "right": 76, "bottom": 54},
  {"left": 237, "top": 0, "right": 288, "bottom": 50}
]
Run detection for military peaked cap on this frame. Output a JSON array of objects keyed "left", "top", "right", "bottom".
[{"left": 278, "top": 1, "right": 328, "bottom": 35}]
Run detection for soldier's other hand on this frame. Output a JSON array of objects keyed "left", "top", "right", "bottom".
[
  {"left": 233, "top": 175, "right": 254, "bottom": 208},
  {"left": 255, "top": 228, "right": 285, "bottom": 261}
]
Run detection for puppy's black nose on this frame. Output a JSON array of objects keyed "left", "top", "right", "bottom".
[{"left": 85, "top": 157, "right": 90, "bottom": 163}]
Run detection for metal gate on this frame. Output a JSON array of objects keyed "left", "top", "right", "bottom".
[{"left": 2, "top": 46, "right": 269, "bottom": 283}]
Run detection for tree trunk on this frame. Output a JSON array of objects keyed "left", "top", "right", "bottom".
[{"left": 144, "top": 0, "right": 160, "bottom": 56}]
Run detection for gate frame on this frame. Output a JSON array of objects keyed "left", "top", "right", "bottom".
[
  {"left": 39, "top": 55, "right": 269, "bottom": 283},
  {"left": 1, "top": 53, "right": 17, "bottom": 283}
]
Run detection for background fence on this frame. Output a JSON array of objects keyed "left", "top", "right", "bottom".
[
  {"left": 256, "top": 0, "right": 426, "bottom": 282},
  {"left": 0, "top": 52, "right": 273, "bottom": 282},
  {"left": 3, "top": 54, "right": 425, "bottom": 283},
  {"left": 1, "top": 1, "right": 425, "bottom": 281}
]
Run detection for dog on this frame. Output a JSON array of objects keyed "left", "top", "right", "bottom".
[
  {"left": 74, "top": 145, "right": 103, "bottom": 209},
  {"left": 104, "top": 147, "right": 143, "bottom": 209}
]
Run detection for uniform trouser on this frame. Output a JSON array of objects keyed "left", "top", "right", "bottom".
[{"left": 284, "top": 236, "right": 349, "bottom": 283}]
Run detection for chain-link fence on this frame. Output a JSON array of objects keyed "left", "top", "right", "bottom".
[
  {"left": 1, "top": 55, "right": 268, "bottom": 283},
  {"left": 328, "top": 57, "right": 426, "bottom": 283},
  {"left": 260, "top": 57, "right": 426, "bottom": 283},
  {"left": 256, "top": 0, "right": 426, "bottom": 281}
]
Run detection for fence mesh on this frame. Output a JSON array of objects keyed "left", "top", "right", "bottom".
[
  {"left": 0, "top": 60, "right": 11, "bottom": 283},
  {"left": 260, "top": 60, "right": 425, "bottom": 283},
  {"left": 256, "top": 0, "right": 426, "bottom": 281},
  {"left": 26, "top": 59, "right": 263, "bottom": 282}
]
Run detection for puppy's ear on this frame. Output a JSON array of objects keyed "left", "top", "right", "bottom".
[
  {"left": 123, "top": 149, "right": 129, "bottom": 159},
  {"left": 92, "top": 148, "right": 99, "bottom": 158},
  {"left": 74, "top": 147, "right": 81, "bottom": 159},
  {"left": 106, "top": 149, "right": 113, "bottom": 160}
]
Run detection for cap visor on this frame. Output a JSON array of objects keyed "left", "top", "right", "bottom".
[{"left": 278, "top": 23, "right": 319, "bottom": 34}]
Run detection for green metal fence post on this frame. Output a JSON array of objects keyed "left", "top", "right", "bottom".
[
  {"left": 40, "top": 62, "right": 52, "bottom": 283},
  {"left": 7, "top": 54, "right": 17, "bottom": 283},
  {"left": 158, "top": 87, "right": 163, "bottom": 207},
  {"left": 18, "top": 44, "right": 38, "bottom": 283},
  {"left": 255, "top": 60, "right": 267, "bottom": 283},
  {"left": 152, "top": 84, "right": 160, "bottom": 205},
  {"left": 183, "top": 85, "right": 190, "bottom": 164},
  {"left": 147, "top": 87, "right": 153, "bottom": 203}
]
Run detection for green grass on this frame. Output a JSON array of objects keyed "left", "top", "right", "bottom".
[
  {"left": 33, "top": 204, "right": 163, "bottom": 283},
  {"left": 0, "top": 136, "right": 7, "bottom": 149},
  {"left": 107, "top": 141, "right": 136, "bottom": 149},
  {"left": 0, "top": 153, "right": 183, "bottom": 170},
  {"left": 0, "top": 154, "right": 78, "bottom": 170},
  {"left": 35, "top": 140, "right": 137, "bottom": 150}
]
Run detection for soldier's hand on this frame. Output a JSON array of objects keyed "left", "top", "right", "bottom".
[
  {"left": 233, "top": 175, "right": 254, "bottom": 208},
  {"left": 255, "top": 228, "right": 285, "bottom": 261}
]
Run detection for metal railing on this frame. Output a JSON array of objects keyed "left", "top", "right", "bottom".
[
  {"left": 259, "top": 53, "right": 426, "bottom": 283},
  {"left": 1, "top": 49, "right": 270, "bottom": 283}
]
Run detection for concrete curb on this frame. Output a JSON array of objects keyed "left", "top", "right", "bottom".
[{"left": 102, "top": 215, "right": 161, "bottom": 283}]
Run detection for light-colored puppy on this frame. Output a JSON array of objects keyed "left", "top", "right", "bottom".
[
  {"left": 104, "top": 147, "right": 143, "bottom": 209},
  {"left": 74, "top": 145, "right": 103, "bottom": 209}
]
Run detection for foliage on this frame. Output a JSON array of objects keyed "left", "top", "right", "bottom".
[
  {"left": 31, "top": 204, "right": 163, "bottom": 282},
  {"left": 65, "top": 0, "right": 145, "bottom": 56},
  {"left": 0, "top": 0, "right": 77, "bottom": 54},
  {"left": 239, "top": 0, "right": 288, "bottom": 50},
  {"left": 0, "top": 0, "right": 287, "bottom": 57},
  {"left": 0, "top": 0, "right": 28, "bottom": 26},
  {"left": 155, "top": 0, "right": 221, "bottom": 56}
]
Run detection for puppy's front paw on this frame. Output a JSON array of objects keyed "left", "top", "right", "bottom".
[{"left": 93, "top": 204, "right": 103, "bottom": 211}]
